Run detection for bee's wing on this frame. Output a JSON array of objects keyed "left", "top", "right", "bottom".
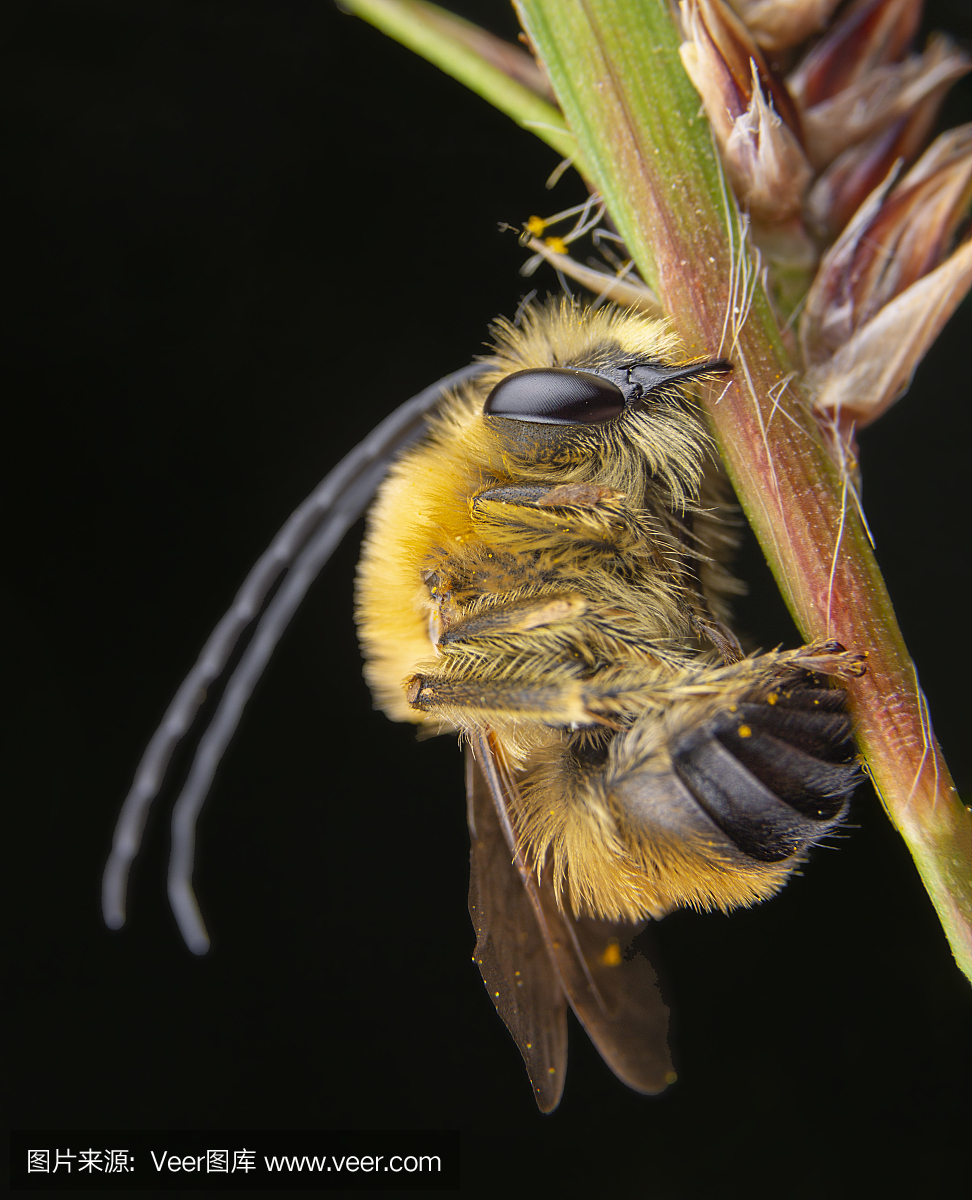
[
  {"left": 468, "top": 734, "right": 673, "bottom": 1107},
  {"left": 466, "top": 743, "right": 568, "bottom": 1113},
  {"left": 534, "top": 879, "right": 673, "bottom": 1096}
]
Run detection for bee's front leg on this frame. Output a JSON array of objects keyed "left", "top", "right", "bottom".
[
  {"left": 469, "top": 483, "right": 665, "bottom": 563},
  {"left": 468, "top": 483, "right": 742, "bottom": 663}
]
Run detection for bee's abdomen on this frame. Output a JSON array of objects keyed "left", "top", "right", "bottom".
[{"left": 671, "top": 689, "right": 860, "bottom": 863}]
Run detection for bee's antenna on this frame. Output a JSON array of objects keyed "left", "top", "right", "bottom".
[{"left": 103, "top": 363, "right": 488, "bottom": 952}]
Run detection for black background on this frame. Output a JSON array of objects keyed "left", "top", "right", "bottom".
[{"left": 5, "top": 2, "right": 972, "bottom": 1195}]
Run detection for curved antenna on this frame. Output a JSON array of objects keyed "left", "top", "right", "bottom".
[
  {"left": 165, "top": 452, "right": 397, "bottom": 952},
  {"left": 103, "top": 364, "right": 487, "bottom": 948}
]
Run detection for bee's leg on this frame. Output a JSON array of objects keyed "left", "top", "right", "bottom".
[
  {"left": 408, "top": 638, "right": 865, "bottom": 730},
  {"left": 405, "top": 667, "right": 602, "bottom": 727},
  {"left": 689, "top": 613, "right": 743, "bottom": 664},
  {"left": 435, "top": 591, "right": 590, "bottom": 648},
  {"left": 469, "top": 483, "right": 664, "bottom": 560},
  {"left": 468, "top": 484, "right": 735, "bottom": 656}
]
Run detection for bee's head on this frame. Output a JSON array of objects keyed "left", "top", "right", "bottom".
[
  {"left": 483, "top": 358, "right": 732, "bottom": 427},
  {"left": 479, "top": 356, "right": 732, "bottom": 478},
  {"left": 466, "top": 301, "right": 732, "bottom": 502}
]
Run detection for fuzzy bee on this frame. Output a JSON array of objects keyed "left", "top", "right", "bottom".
[{"left": 104, "top": 299, "right": 863, "bottom": 1112}]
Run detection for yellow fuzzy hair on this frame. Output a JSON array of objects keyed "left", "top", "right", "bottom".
[{"left": 355, "top": 299, "right": 720, "bottom": 727}]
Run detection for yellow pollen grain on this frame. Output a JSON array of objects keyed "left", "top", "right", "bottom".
[
  {"left": 601, "top": 939, "right": 622, "bottom": 967},
  {"left": 544, "top": 235, "right": 568, "bottom": 254},
  {"left": 738, "top": 725, "right": 752, "bottom": 738},
  {"left": 526, "top": 215, "right": 545, "bottom": 235},
  {"left": 767, "top": 692, "right": 778, "bottom": 705}
]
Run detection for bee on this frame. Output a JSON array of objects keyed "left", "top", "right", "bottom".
[
  {"left": 355, "top": 298, "right": 864, "bottom": 1109},
  {"left": 103, "top": 298, "right": 864, "bottom": 1113}
]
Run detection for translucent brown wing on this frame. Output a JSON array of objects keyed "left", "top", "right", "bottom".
[
  {"left": 536, "top": 887, "right": 674, "bottom": 1096},
  {"left": 466, "top": 742, "right": 568, "bottom": 1112},
  {"left": 467, "top": 733, "right": 673, "bottom": 1109}
]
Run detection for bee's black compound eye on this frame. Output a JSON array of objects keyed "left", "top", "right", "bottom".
[{"left": 484, "top": 368, "right": 625, "bottom": 425}]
